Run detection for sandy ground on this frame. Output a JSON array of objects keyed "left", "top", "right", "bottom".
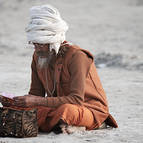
[{"left": 0, "top": 0, "right": 143, "bottom": 142}]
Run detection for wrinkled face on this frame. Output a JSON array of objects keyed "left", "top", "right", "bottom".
[
  {"left": 33, "top": 43, "right": 56, "bottom": 68},
  {"left": 33, "top": 43, "right": 50, "bottom": 57}
]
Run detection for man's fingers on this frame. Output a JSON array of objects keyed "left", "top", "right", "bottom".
[
  {"left": 13, "top": 96, "right": 26, "bottom": 107},
  {"left": 0, "top": 95, "right": 27, "bottom": 107},
  {"left": 13, "top": 100, "right": 25, "bottom": 107},
  {"left": 13, "top": 97, "right": 20, "bottom": 100},
  {"left": 14, "top": 103, "right": 25, "bottom": 107},
  {"left": 2, "top": 103, "right": 10, "bottom": 107},
  {"left": 13, "top": 96, "right": 25, "bottom": 100},
  {"left": 24, "top": 94, "right": 34, "bottom": 97},
  {"left": 14, "top": 99, "right": 25, "bottom": 104}
]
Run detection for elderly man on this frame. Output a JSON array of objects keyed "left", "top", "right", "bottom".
[{"left": 1, "top": 5, "right": 118, "bottom": 134}]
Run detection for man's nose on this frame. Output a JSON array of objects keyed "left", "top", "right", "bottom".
[{"left": 34, "top": 46, "right": 41, "bottom": 51}]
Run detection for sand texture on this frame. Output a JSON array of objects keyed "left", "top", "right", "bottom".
[{"left": 0, "top": 0, "right": 143, "bottom": 142}]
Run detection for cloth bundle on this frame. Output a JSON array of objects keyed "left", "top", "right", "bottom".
[
  {"left": 25, "top": 4, "right": 69, "bottom": 54},
  {"left": 0, "top": 107, "right": 38, "bottom": 138}
]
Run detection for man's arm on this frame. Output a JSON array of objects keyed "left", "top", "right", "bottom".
[{"left": 12, "top": 51, "right": 92, "bottom": 108}]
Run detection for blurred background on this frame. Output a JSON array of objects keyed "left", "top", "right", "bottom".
[
  {"left": 0, "top": 0, "right": 143, "bottom": 70},
  {"left": 0, "top": 0, "right": 143, "bottom": 142}
]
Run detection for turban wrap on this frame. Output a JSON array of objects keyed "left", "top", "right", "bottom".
[{"left": 25, "top": 4, "right": 69, "bottom": 54}]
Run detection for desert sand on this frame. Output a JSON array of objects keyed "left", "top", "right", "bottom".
[{"left": 0, "top": 0, "right": 143, "bottom": 142}]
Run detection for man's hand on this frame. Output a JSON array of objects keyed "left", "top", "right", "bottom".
[{"left": 13, "top": 94, "right": 44, "bottom": 107}]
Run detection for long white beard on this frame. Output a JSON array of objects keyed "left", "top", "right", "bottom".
[{"left": 37, "top": 57, "right": 49, "bottom": 69}]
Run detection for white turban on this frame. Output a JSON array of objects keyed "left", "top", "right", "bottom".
[{"left": 25, "top": 4, "right": 69, "bottom": 54}]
